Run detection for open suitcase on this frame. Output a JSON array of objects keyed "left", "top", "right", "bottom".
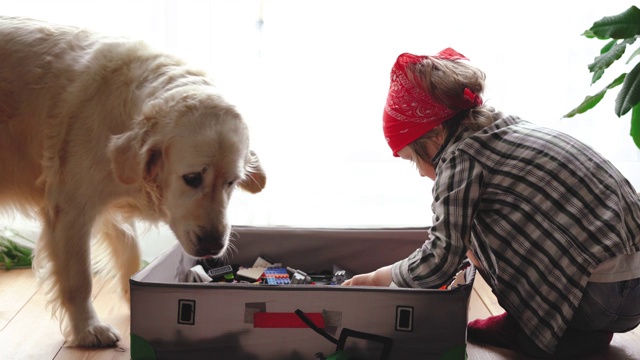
[{"left": 130, "top": 226, "right": 475, "bottom": 360}]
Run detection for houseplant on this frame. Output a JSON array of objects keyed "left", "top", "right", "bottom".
[
  {"left": 564, "top": 5, "right": 640, "bottom": 148},
  {"left": 0, "top": 228, "right": 33, "bottom": 270}
]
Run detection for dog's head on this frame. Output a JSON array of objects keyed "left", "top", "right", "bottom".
[{"left": 108, "top": 90, "right": 266, "bottom": 258}]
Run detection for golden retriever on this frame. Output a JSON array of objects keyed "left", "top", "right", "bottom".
[{"left": 0, "top": 16, "right": 266, "bottom": 347}]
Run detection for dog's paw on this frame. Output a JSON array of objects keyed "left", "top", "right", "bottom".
[{"left": 69, "top": 322, "right": 121, "bottom": 347}]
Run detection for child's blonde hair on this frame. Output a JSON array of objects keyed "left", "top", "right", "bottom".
[{"left": 406, "top": 57, "right": 499, "bottom": 163}]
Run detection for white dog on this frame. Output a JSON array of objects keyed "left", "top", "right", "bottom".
[{"left": 0, "top": 16, "right": 266, "bottom": 347}]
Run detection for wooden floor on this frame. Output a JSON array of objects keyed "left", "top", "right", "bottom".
[{"left": 1, "top": 268, "right": 639, "bottom": 360}]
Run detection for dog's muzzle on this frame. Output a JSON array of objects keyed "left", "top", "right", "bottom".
[{"left": 193, "top": 228, "right": 228, "bottom": 257}]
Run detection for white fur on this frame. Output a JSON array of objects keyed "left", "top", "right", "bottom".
[{"left": 0, "top": 16, "right": 266, "bottom": 347}]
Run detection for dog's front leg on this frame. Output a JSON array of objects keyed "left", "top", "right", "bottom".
[
  {"left": 94, "top": 211, "right": 141, "bottom": 302},
  {"left": 35, "top": 203, "right": 120, "bottom": 347}
]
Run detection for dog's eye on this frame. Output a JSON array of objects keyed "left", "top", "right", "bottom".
[{"left": 182, "top": 173, "right": 203, "bottom": 188}]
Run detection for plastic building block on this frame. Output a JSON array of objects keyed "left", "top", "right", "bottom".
[
  {"left": 207, "top": 264, "right": 235, "bottom": 282},
  {"left": 237, "top": 267, "right": 266, "bottom": 282},
  {"left": 264, "top": 267, "right": 290, "bottom": 285}
]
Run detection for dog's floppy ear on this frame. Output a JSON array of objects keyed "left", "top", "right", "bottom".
[
  {"left": 108, "top": 132, "right": 141, "bottom": 185},
  {"left": 108, "top": 132, "right": 163, "bottom": 185},
  {"left": 238, "top": 150, "right": 266, "bottom": 194},
  {"left": 143, "top": 145, "right": 163, "bottom": 180}
]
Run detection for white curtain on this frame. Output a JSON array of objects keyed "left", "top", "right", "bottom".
[{"left": 3, "top": 0, "right": 638, "bottom": 259}]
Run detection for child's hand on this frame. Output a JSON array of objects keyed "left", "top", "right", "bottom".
[
  {"left": 342, "top": 273, "right": 376, "bottom": 286},
  {"left": 342, "top": 265, "right": 393, "bottom": 287}
]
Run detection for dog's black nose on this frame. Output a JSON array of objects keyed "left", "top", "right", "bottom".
[{"left": 195, "top": 230, "right": 227, "bottom": 256}]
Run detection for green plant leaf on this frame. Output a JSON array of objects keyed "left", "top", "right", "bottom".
[
  {"left": 564, "top": 92, "right": 605, "bottom": 118},
  {"left": 587, "top": 6, "right": 640, "bottom": 40},
  {"left": 0, "top": 232, "right": 34, "bottom": 270},
  {"left": 564, "top": 73, "right": 626, "bottom": 118},
  {"left": 590, "top": 40, "right": 618, "bottom": 84},
  {"left": 631, "top": 104, "right": 640, "bottom": 149},
  {"left": 3, "top": 255, "right": 13, "bottom": 270},
  {"left": 588, "top": 39, "right": 635, "bottom": 75},
  {"left": 600, "top": 39, "right": 618, "bottom": 54},
  {"left": 591, "top": 69, "right": 604, "bottom": 84},
  {"left": 627, "top": 47, "right": 640, "bottom": 64},
  {"left": 616, "top": 62, "right": 640, "bottom": 116}
]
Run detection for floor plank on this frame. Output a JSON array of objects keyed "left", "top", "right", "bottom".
[
  {"left": 468, "top": 287, "right": 493, "bottom": 320},
  {"left": 605, "top": 328, "right": 640, "bottom": 360},
  {"left": 0, "top": 268, "right": 39, "bottom": 330},
  {"left": 0, "top": 269, "right": 130, "bottom": 360},
  {"left": 0, "top": 270, "right": 67, "bottom": 360},
  {"left": 471, "top": 275, "right": 504, "bottom": 315}
]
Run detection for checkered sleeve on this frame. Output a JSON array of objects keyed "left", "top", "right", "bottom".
[{"left": 391, "top": 151, "right": 481, "bottom": 288}]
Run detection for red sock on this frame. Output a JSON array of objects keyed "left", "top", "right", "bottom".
[{"left": 467, "top": 312, "right": 518, "bottom": 349}]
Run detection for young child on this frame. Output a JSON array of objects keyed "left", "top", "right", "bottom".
[{"left": 342, "top": 48, "right": 640, "bottom": 358}]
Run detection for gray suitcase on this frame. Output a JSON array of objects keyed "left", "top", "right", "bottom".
[{"left": 130, "top": 226, "right": 475, "bottom": 359}]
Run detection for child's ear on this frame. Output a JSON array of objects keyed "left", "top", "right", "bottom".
[
  {"left": 238, "top": 150, "right": 266, "bottom": 194},
  {"left": 108, "top": 132, "right": 141, "bottom": 185}
]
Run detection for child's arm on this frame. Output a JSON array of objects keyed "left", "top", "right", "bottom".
[{"left": 341, "top": 265, "right": 393, "bottom": 287}]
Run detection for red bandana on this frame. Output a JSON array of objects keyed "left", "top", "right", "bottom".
[{"left": 383, "top": 48, "right": 483, "bottom": 157}]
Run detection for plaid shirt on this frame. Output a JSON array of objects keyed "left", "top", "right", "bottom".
[{"left": 391, "top": 115, "right": 640, "bottom": 353}]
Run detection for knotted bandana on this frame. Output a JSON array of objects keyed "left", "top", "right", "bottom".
[{"left": 383, "top": 48, "right": 483, "bottom": 157}]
